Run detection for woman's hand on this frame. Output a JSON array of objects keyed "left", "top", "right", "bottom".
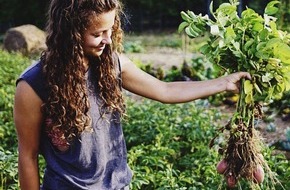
[{"left": 222, "top": 72, "right": 252, "bottom": 93}]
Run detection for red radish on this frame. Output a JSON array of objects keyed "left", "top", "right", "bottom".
[
  {"left": 253, "top": 165, "right": 265, "bottom": 184},
  {"left": 216, "top": 159, "right": 227, "bottom": 174},
  {"left": 227, "top": 175, "right": 236, "bottom": 188}
]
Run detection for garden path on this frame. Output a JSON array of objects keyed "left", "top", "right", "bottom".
[{"left": 126, "top": 46, "right": 196, "bottom": 70}]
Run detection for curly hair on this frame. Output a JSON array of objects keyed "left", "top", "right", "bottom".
[{"left": 41, "top": 0, "right": 125, "bottom": 148}]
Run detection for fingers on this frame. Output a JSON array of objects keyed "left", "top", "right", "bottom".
[
  {"left": 222, "top": 72, "right": 252, "bottom": 93},
  {"left": 238, "top": 71, "right": 252, "bottom": 80}
]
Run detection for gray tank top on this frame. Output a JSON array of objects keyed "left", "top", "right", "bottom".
[{"left": 17, "top": 61, "right": 132, "bottom": 190}]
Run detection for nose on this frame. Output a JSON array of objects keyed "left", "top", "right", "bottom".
[{"left": 101, "top": 33, "right": 112, "bottom": 45}]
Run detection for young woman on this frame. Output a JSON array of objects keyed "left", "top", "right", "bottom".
[{"left": 13, "top": 0, "right": 251, "bottom": 189}]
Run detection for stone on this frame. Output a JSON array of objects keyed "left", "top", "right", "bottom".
[{"left": 3, "top": 24, "right": 46, "bottom": 55}]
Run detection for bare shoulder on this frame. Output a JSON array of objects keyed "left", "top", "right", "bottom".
[
  {"left": 118, "top": 53, "right": 134, "bottom": 72},
  {"left": 15, "top": 80, "right": 43, "bottom": 108},
  {"left": 14, "top": 80, "right": 43, "bottom": 130}
]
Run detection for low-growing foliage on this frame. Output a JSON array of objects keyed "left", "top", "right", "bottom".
[
  {"left": 0, "top": 148, "right": 18, "bottom": 190},
  {"left": 123, "top": 41, "right": 145, "bottom": 53},
  {"left": 0, "top": 50, "right": 31, "bottom": 150},
  {"left": 0, "top": 49, "right": 31, "bottom": 189},
  {"left": 268, "top": 91, "right": 290, "bottom": 121},
  {"left": 123, "top": 99, "right": 290, "bottom": 189},
  {"left": 123, "top": 99, "right": 223, "bottom": 189},
  {"left": 159, "top": 37, "right": 182, "bottom": 48}
]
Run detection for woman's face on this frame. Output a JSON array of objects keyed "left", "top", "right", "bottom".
[{"left": 82, "top": 10, "right": 115, "bottom": 59}]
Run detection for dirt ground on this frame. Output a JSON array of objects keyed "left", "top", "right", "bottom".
[
  {"left": 126, "top": 47, "right": 195, "bottom": 70},
  {"left": 125, "top": 47, "right": 290, "bottom": 159}
]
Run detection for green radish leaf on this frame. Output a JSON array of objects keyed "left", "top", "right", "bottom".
[
  {"left": 259, "top": 29, "right": 269, "bottom": 41},
  {"left": 254, "top": 83, "right": 262, "bottom": 95},
  {"left": 252, "top": 22, "right": 263, "bottom": 32},
  {"left": 199, "top": 44, "right": 211, "bottom": 54},
  {"left": 285, "top": 77, "right": 290, "bottom": 91},
  {"left": 245, "top": 92, "right": 253, "bottom": 104},
  {"left": 244, "top": 80, "right": 253, "bottom": 95},
  {"left": 187, "top": 11, "right": 197, "bottom": 20},
  {"left": 265, "top": 1, "right": 280, "bottom": 15},
  {"left": 269, "top": 21, "right": 278, "bottom": 33},
  {"left": 209, "top": 1, "right": 214, "bottom": 16},
  {"left": 274, "top": 44, "right": 290, "bottom": 64},
  {"left": 265, "top": 7, "right": 279, "bottom": 16},
  {"left": 225, "top": 26, "right": 236, "bottom": 42},
  {"left": 185, "top": 27, "right": 197, "bottom": 38},
  {"left": 178, "top": 22, "right": 189, "bottom": 33},
  {"left": 274, "top": 75, "right": 283, "bottom": 83},
  {"left": 244, "top": 39, "right": 254, "bottom": 51},
  {"left": 180, "top": 11, "right": 191, "bottom": 22},
  {"left": 181, "top": 0, "right": 290, "bottom": 103}
]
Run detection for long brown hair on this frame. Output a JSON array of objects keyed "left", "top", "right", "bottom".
[{"left": 41, "top": 0, "right": 125, "bottom": 147}]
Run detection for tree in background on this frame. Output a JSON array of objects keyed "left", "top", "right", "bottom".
[
  {"left": 0, "top": 0, "right": 289, "bottom": 33},
  {"left": 123, "top": 0, "right": 206, "bottom": 31},
  {"left": 276, "top": 0, "right": 290, "bottom": 31},
  {"left": 0, "top": 0, "right": 48, "bottom": 32}
]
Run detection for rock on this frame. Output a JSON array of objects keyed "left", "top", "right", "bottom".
[{"left": 3, "top": 24, "right": 46, "bottom": 55}]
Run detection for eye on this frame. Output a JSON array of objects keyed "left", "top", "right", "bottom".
[
  {"left": 92, "top": 28, "right": 113, "bottom": 38},
  {"left": 92, "top": 32, "right": 102, "bottom": 38}
]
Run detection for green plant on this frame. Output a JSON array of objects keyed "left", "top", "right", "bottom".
[
  {"left": 179, "top": 0, "right": 290, "bottom": 188},
  {"left": 268, "top": 90, "right": 290, "bottom": 121},
  {"left": 0, "top": 49, "right": 31, "bottom": 189},
  {"left": 123, "top": 41, "right": 145, "bottom": 53},
  {"left": 0, "top": 50, "right": 31, "bottom": 150},
  {"left": 159, "top": 38, "right": 182, "bottom": 48},
  {"left": 276, "top": 0, "right": 290, "bottom": 32},
  {"left": 123, "top": 99, "right": 224, "bottom": 189},
  {"left": 0, "top": 148, "right": 18, "bottom": 190},
  {"left": 123, "top": 98, "right": 290, "bottom": 189}
]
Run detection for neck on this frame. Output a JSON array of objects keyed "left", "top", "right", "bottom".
[{"left": 83, "top": 57, "right": 90, "bottom": 71}]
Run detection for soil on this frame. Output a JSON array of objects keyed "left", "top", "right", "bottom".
[
  {"left": 126, "top": 47, "right": 195, "bottom": 70},
  {"left": 125, "top": 47, "right": 290, "bottom": 159}
]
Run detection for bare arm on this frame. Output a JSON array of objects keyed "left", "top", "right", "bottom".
[
  {"left": 120, "top": 54, "right": 250, "bottom": 103},
  {"left": 14, "top": 81, "right": 43, "bottom": 190}
]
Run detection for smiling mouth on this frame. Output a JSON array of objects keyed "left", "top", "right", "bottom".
[{"left": 96, "top": 44, "right": 106, "bottom": 50}]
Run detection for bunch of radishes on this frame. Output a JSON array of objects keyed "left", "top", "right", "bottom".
[
  {"left": 179, "top": 0, "right": 290, "bottom": 189},
  {"left": 216, "top": 158, "right": 264, "bottom": 188}
]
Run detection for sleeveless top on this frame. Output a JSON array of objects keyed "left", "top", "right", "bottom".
[{"left": 17, "top": 60, "right": 132, "bottom": 190}]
